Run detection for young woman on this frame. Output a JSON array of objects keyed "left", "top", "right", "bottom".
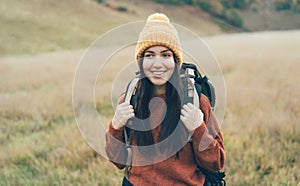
[{"left": 105, "top": 13, "right": 225, "bottom": 185}]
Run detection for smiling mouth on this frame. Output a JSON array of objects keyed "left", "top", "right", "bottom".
[{"left": 151, "top": 71, "right": 166, "bottom": 75}]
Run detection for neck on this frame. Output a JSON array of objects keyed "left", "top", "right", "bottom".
[{"left": 154, "top": 85, "right": 166, "bottom": 95}]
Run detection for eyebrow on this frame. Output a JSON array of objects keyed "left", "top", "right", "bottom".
[{"left": 144, "top": 49, "right": 172, "bottom": 53}]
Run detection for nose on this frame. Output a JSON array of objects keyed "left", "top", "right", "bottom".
[{"left": 153, "top": 56, "right": 163, "bottom": 68}]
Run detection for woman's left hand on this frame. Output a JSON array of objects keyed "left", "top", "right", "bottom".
[{"left": 180, "top": 103, "right": 204, "bottom": 132}]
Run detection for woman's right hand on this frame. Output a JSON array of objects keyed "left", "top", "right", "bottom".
[{"left": 112, "top": 102, "right": 135, "bottom": 130}]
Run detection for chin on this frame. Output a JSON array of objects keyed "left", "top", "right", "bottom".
[
  {"left": 150, "top": 79, "right": 167, "bottom": 86},
  {"left": 154, "top": 82, "right": 166, "bottom": 86}
]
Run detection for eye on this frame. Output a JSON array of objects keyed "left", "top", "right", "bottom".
[
  {"left": 145, "top": 53, "right": 154, "bottom": 58},
  {"left": 162, "top": 53, "right": 172, "bottom": 58}
]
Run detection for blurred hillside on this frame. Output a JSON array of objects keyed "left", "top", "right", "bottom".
[
  {"left": 1, "top": 0, "right": 300, "bottom": 56},
  {"left": 150, "top": 0, "right": 300, "bottom": 31}
]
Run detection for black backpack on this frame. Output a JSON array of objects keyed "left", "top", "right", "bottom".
[
  {"left": 122, "top": 62, "right": 226, "bottom": 186},
  {"left": 181, "top": 62, "right": 226, "bottom": 186}
]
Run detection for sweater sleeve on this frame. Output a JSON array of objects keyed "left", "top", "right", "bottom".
[
  {"left": 191, "top": 94, "right": 225, "bottom": 172},
  {"left": 105, "top": 94, "right": 127, "bottom": 169}
]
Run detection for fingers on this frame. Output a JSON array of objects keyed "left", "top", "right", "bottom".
[
  {"left": 117, "top": 103, "right": 135, "bottom": 118},
  {"left": 180, "top": 103, "right": 204, "bottom": 132},
  {"left": 182, "top": 103, "right": 191, "bottom": 112},
  {"left": 181, "top": 103, "right": 196, "bottom": 116},
  {"left": 180, "top": 114, "right": 187, "bottom": 123},
  {"left": 112, "top": 102, "right": 135, "bottom": 129},
  {"left": 118, "top": 102, "right": 133, "bottom": 110},
  {"left": 181, "top": 106, "right": 188, "bottom": 116},
  {"left": 118, "top": 104, "right": 134, "bottom": 116}
]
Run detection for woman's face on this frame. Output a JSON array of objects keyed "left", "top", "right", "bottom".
[{"left": 142, "top": 46, "right": 175, "bottom": 87}]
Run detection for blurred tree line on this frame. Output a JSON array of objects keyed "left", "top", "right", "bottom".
[
  {"left": 151, "top": 0, "right": 300, "bottom": 27},
  {"left": 152, "top": 0, "right": 256, "bottom": 27},
  {"left": 275, "top": 0, "right": 300, "bottom": 12}
]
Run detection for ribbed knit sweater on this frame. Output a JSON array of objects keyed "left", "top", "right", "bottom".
[{"left": 105, "top": 94, "right": 225, "bottom": 185}]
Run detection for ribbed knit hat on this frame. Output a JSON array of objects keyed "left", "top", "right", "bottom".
[{"left": 135, "top": 13, "right": 183, "bottom": 66}]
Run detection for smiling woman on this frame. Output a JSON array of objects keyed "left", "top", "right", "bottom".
[{"left": 105, "top": 13, "right": 225, "bottom": 186}]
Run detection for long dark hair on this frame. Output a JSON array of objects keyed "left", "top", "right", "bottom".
[{"left": 130, "top": 52, "right": 189, "bottom": 158}]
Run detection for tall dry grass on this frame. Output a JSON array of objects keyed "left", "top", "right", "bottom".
[{"left": 0, "top": 30, "right": 299, "bottom": 185}]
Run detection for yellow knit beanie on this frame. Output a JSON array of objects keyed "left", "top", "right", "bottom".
[{"left": 135, "top": 13, "right": 183, "bottom": 66}]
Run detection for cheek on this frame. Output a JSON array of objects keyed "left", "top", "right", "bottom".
[
  {"left": 142, "top": 62, "right": 152, "bottom": 78},
  {"left": 167, "top": 61, "right": 175, "bottom": 72},
  {"left": 142, "top": 61, "right": 151, "bottom": 71}
]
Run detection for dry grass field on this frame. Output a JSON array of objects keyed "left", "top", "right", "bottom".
[
  {"left": 205, "top": 30, "right": 300, "bottom": 185},
  {"left": 0, "top": 29, "right": 299, "bottom": 185}
]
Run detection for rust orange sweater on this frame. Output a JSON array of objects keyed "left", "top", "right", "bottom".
[{"left": 105, "top": 94, "right": 225, "bottom": 185}]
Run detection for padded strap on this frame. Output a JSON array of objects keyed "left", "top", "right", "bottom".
[
  {"left": 187, "top": 78, "right": 200, "bottom": 108},
  {"left": 124, "top": 78, "right": 139, "bottom": 104},
  {"left": 193, "top": 81, "right": 199, "bottom": 109},
  {"left": 124, "top": 146, "right": 132, "bottom": 178},
  {"left": 123, "top": 77, "right": 139, "bottom": 178},
  {"left": 124, "top": 127, "right": 134, "bottom": 178}
]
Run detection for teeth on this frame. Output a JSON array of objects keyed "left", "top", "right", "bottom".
[{"left": 153, "top": 71, "right": 164, "bottom": 75}]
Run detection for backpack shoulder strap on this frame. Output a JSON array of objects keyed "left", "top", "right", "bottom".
[
  {"left": 124, "top": 77, "right": 139, "bottom": 104},
  {"left": 124, "top": 129, "right": 133, "bottom": 178},
  {"left": 190, "top": 78, "right": 200, "bottom": 109},
  {"left": 123, "top": 76, "right": 139, "bottom": 178},
  {"left": 184, "top": 67, "right": 200, "bottom": 109},
  {"left": 182, "top": 62, "right": 215, "bottom": 110},
  {"left": 186, "top": 77, "right": 200, "bottom": 142}
]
